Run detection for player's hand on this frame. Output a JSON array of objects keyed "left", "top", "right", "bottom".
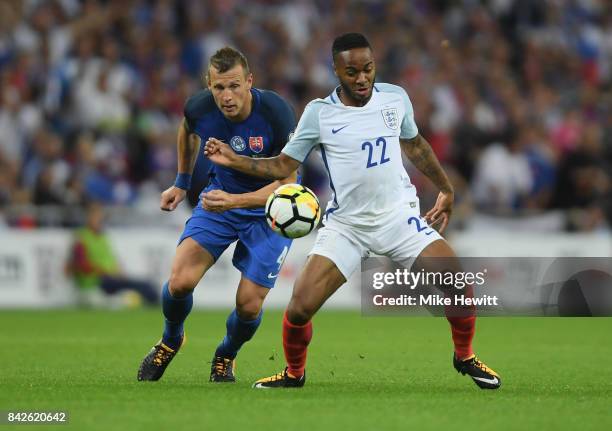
[
  {"left": 425, "top": 191, "right": 454, "bottom": 234},
  {"left": 160, "top": 186, "right": 186, "bottom": 211},
  {"left": 204, "top": 137, "right": 238, "bottom": 167},
  {"left": 201, "top": 190, "right": 238, "bottom": 213}
]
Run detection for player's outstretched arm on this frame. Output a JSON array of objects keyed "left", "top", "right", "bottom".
[
  {"left": 161, "top": 118, "right": 201, "bottom": 211},
  {"left": 202, "top": 170, "right": 299, "bottom": 212},
  {"left": 401, "top": 134, "right": 454, "bottom": 232},
  {"left": 204, "top": 137, "right": 300, "bottom": 180}
]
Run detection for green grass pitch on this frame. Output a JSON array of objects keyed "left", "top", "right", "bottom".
[{"left": 1, "top": 310, "right": 611, "bottom": 430}]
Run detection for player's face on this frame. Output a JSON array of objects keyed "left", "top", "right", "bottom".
[
  {"left": 334, "top": 47, "right": 376, "bottom": 106},
  {"left": 207, "top": 64, "right": 253, "bottom": 121}
]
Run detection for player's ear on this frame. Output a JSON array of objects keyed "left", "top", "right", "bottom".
[
  {"left": 245, "top": 72, "right": 253, "bottom": 89},
  {"left": 205, "top": 72, "right": 211, "bottom": 89}
]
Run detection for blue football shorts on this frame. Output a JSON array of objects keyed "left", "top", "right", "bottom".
[{"left": 179, "top": 204, "right": 292, "bottom": 288}]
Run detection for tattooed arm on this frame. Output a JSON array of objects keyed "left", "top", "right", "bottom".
[
  {"left": 400, "top": 134, "right": 454, "bottom": 232},
  {"left": 401, "top": 134, "right": 453, "bottom": 193},
  {"left": 203, "top": 137, "right": 300, "bottom": 180}
]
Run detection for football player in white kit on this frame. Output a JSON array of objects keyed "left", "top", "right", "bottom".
[{"left": 204, "top": 33, "right": 501, "bottom": 390}]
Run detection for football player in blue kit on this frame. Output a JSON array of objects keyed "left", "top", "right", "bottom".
[{"left": 137, "top": 47, "right": 297, "bottom": 383}]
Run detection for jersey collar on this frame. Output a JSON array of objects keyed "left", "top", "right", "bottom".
[{"left": 328, "top": 85, "right": 379, "bottom": 108}]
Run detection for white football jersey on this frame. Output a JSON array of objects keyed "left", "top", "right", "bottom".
[{"left": 282, "top": 83, "right": 420, "bottom": 229}]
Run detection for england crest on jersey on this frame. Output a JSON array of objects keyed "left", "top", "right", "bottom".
[{"left": 381, "top": 108, "right": 399, "bottom": 130}]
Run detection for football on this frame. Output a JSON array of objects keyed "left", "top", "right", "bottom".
[{"left": 265, "top": 184, "right": 321, "bottom": 239}]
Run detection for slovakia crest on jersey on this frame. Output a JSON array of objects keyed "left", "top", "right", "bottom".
[
  {"left": 249, "top": 136, "right": 264, "bottom": 153},
  {"left": 381, "top": 108, "right": 399, "bottom": 130}
]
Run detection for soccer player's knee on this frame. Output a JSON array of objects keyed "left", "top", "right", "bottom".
[
  {"left": 286, "top": 301, "right": 314, "bottom": 325},
  {"left": 168, "top": 274, "right": 196, "bottom": 298},
  {"left": 236, "top": 297, "right": 262, "bottom": 321}
]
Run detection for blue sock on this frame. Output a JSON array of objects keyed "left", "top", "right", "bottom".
[
  {"left": 215, "top": 309, "right": 263, "bottom": 359},
  {"left": 161, "top": 282, "right": 193, "bottom": 350}
]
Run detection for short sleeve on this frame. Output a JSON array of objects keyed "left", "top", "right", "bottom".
[
  {"left": 398, "top": 88, "right": 418, "bottom": 139},
  {"left": 281, "top": 101, "right": 322, "bottom": 163},
  {"left": 183, "top": 90, "right": 215, "bottom": 133},
  {"left": 259, "top": 90, "right": 297, "bottom": 155}
]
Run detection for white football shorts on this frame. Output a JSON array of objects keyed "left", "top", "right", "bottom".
[{"left": 309, "top": 201, "right": 444, "bottom": 280}]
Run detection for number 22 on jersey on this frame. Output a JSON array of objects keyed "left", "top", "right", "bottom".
[{"left": 362, "top": 137, "right": 390, "bottom": 168}]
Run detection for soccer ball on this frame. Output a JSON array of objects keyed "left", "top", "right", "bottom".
[{"left": 265, "top": 184, "right": 321, "bottom": 239}]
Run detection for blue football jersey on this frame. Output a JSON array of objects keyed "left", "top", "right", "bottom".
[{"left": 184, "top": 88, "right": 296, "bottom": 216}]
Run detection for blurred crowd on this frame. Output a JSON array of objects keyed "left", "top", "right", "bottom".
[{"left": 0, "top": 0, "right": 610, "bottom": 231}]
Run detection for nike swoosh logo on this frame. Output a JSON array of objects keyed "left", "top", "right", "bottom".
[
  {"left": 425, "top": 230, "right": 434, "bottom": 235},
  {"left": 267, "top": 273, "right": 279, "bottom": 279},
  {"left": 472, "top": 376, "right": 499, "bottom": 385},
  {"left": 332, "top": 125, "right": 349, "bottom": 134}
]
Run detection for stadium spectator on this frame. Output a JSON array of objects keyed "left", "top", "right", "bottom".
[
  {"left": 552, "top": 122, "right": 611, "bottom": 230},
  {"left": 471, "top": 137, "right": 534, "bottom": 213},
  {"left": 66, "top": 202, "right": 159, "bottom": 307}
]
